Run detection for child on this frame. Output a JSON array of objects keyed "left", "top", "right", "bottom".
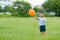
[{"left": 35, "top": 13, "right": 47, "bottom": 37}]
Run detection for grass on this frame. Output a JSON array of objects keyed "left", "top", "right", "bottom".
[{"left": 0, "top": 17, "right": 60, "bottom": 40}]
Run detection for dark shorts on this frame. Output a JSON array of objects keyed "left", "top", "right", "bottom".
[{"left": 40, "top": 25, "right": 46, "bottom": 32}]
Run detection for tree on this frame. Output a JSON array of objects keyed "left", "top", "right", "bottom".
[
  {"left": 42, "top": 0, "right": 60, "bottom": 16},
  {"left": 13, "top": 1, "right": 31, "bottom": 17},
  {"left": 3, "top": 6, "right": 10, "bottom": 12},
  {"left": 0, "top": 6, "right": 3, "bottom": 12},
  {"left": 33, "top": 7, "right": 44, "bottom": 13},
  {"left": 33, "top": 7, "right": 39, "bottom": 13}
]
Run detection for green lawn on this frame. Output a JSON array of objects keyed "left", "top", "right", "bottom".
[{"left": 0, "top": 17, "right": 60, "bottom": 40}]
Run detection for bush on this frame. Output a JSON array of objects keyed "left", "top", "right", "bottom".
[
  {"left": 12, "top": 12, "right": 19, "bottom": 17},
  {"left": 36, "top": 13, "right": 55, "bottom": 17},
  {"left": 44, "top": 13, "right": 55, "bottom": 17},
  {"left": 0, "top": 14, "right": 12, "bottom": 17}
]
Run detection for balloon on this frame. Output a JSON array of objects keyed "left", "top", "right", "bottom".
[{"left": 29, "top": 9, "right": 35, "bottom": 16}]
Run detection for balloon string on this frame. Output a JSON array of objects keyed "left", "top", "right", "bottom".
[{"left": 31, "top": 17, "right": 35, "bottom": 40}]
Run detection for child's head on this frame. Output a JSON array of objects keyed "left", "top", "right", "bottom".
[{"left": 40, "top": 13, "right": 44, "bottom": 18}]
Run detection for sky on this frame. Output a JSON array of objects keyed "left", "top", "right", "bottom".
[
  {"left": 14, "top": 0, "right": 46, "bottom": 6},
  {"left": 25, "top": 0, "right": 46, "bottom": 6}
]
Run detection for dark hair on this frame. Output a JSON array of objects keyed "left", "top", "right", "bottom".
[
  {"left": 40, "top": 12, "right": 44, "bottom": 14},
  {"left": 40, "top": 11, "right": 43, "bottom": 13}
]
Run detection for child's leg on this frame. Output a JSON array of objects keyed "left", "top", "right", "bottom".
[
  {"left": 40, "top": 32, "right": 46, "bottom": 40},
  {"left": 40, "top": 32, "right": 46, "bottom": 37}
]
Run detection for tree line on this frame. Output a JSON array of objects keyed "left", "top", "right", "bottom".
[
  {"left": 42, "top": 0, "right": 60, "bottom": 16},
  {"left": 0, "top": 1, "right": 31, "bottom": 17},
  {"left": 0, "top": 0, "right": 60, "bottom": 17}
]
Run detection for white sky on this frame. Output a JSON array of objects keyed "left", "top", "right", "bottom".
[{"left": 25, "top": 0, "right": 46, "bottom": 6}]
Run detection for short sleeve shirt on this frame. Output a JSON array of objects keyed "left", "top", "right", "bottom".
[{"left": 38, "top": 17, "right": 46, "bottom": 25}]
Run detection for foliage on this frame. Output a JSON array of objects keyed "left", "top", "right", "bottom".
[
  {"left": 13, "top": 1, "right": 31, "bottom": 17},
  {"left": 0, "top": 14, "right": 12, "bottom": 17},
  {"left": 33, "top": 7, "right": 44, "bottom": 13},
  {"left": 44, "top": 13, "right": 55, "bottom": 17},
  {"left": 0, "top": 6, "right": 3, "bottom": 12},
  {"left": 3, "top": 6, "right": 10, "bottom": 12},
  {"left": 0, "top": 1, "right": 31, "bottom": 17},
  {"left": 42, "top": 0, "right": 60, "bottom": 16}
]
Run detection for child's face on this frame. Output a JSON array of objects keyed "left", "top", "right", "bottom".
[{"left": 40, "top": 13, "right": 44, "bottom": 18}]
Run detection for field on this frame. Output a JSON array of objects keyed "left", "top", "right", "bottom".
[{"left": 0, "top": 17, "right": 60, "bottom": 40}]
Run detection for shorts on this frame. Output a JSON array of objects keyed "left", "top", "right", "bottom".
[{"left": 40, "top": 25, "right": 46, "bottom": 32}]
